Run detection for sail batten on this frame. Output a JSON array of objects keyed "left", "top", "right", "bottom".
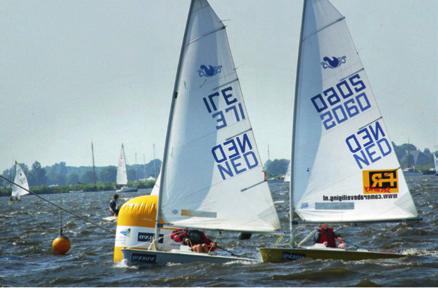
[
  {"left": 158, "top": 0, "right": 280, "bottom": 232},
  {"left": 187, "top": 26, "right": 226, "bottom": 46},
  {"left": 292, "top": 0, "right": 417, "bottom": 223}
]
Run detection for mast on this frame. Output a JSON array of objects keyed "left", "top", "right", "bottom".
[
  {"left": 143, "top": 154, "right": 146, "bottom": 179},
  {"left": 135, "top": 152, "right": 138, "bottom": 181},
  {"left": 91, "top": 142, "right": 97, "bottom": 188},
  {"left": 267, "top": 145, "right": 270, "bottom": 161},
  {"left": 289, "top": 0, "right": 307, "bottom": 247},
  {"left": 122, "top": 144, "right": 127, "bottom": 183},
  {"left": 153, "top": 0, "right": 196, "bottom": 247}
]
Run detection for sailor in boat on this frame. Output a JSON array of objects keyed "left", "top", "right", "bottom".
[
  {"left": 313, "top": 224, "right": 346, "bottom": 249},
  {"left": 170, "top": 228, "right": 217, "bottom": 253},
  {"left": 109, "top": 194, "right": 120, "bottom": 216}
]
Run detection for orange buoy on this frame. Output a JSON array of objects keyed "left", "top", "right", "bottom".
[{"left": 51, "top": 235, "right": 71, "bottom": 255}]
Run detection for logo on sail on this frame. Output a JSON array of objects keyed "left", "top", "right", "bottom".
[
  {"left": 198, "top": 64, "right": 222, "bottom": 77},
  {"left": 321, "top": 56, "right": 347, "bottom": 69},
  {"left": 362, "top": 169, "right": 399, "bottom": 194}
]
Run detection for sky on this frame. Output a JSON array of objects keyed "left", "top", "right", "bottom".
[{"left": 0, "top": 0, "right": 437, "bottom": 170}]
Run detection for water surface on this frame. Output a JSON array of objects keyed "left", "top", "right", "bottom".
[{"left": 0, "top": 175, "right": 437, "bottom": 286}]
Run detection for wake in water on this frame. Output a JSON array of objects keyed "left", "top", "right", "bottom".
[
  {"left": 402, "top": 248, "right": 438, "bottom": 257},
  {"left": 113, "top": 259, "right": 138, "bottom": 270}
]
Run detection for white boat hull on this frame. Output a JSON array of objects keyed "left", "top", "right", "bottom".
[
  {"left": 116, "top": 186, "right": 138, "bottom": 193},
  {"left": 122, "top": 248, "right": 256, "bottom": 266}
]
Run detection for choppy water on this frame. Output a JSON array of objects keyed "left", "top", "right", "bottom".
[{"left": 1, "top": 175, "right": 437, "bottom": 286}]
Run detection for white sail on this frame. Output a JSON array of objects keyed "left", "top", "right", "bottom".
[
  {"left": 159, "top": 0, "right": 280, "bottom": 232},
  {"left": 292, "top": 0, "right": 417, "bottom": 222},
  {"left": 434, "top": 153, "right": 438, "bottom": 172},
  {"left": 116, "top": 144, "right": 128, "bottom": 186},
  {"left": 151, "top": 172, "right": 160, "bottom": 196},
  {"left": 11, "top": 163, "right": 29, "bottom": 198},
  {"left": 284, "top": 162, "right": 291, "bottom": 183}
]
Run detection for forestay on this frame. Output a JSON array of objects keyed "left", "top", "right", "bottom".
[
  {"left": 116, "top": 144, "right": 128, "bottom": 186},
  {"left": 159, "top": 0, "right": 279, "bottom": 232},
  {"left": 12, "top": 163, "right": 29, "bottom": 198},
  {"left": 292, "top": 0, "right": 417, "bottom": 222}
]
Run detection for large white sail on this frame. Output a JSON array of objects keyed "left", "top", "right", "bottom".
[
  {"left": 116, "top": 144, "right": 128, "bottom": 186},
  {"left": 159, "top": 0, "right": 280, "bottom": 232},
  {"left": 292, "top": 0, "right": 417, "bottom": 222},
  {"left": 11, "top": 163, "right": 29, "bottom": 198}
]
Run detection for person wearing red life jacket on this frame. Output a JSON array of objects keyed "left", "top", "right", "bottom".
[
  {"left": 170, "top": 228, "right": 217, "bottom": 253},
  {"left": 313, "top": 223, "right": 346, "bottom": 248}
]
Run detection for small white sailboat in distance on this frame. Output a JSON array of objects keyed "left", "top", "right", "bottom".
[
  {"left": 10, "top": 162, "right": 30, "bottom": 201},
  {"left": 434, "top": 153, "right": 438, "bottom": 176},
  {"left": 122, "top": 0, "right": 280, "bottom": 266},
  {"left": 284, "top": 162, "right": 291, "bottom": 183},
  {"left": 116, "top": 144, "right": 137, "bottom": 193},
  {"left": 260, "top": 0, "right": 418, "bottom": 262}
]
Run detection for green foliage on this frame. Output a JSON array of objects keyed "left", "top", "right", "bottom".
[
  {"left": 29, "top": 161, "right": 48, "bottom": 186},
  {"left": 1, "top": 160, "right": 161, "bottom": 188},
  {"left": 80, "top": 171, "right": 96, "bottom": 184},
  {"left": 132, "top": 179, "right": 155, "bottom": 189},
  {"left": 265, "top": 159, "right": 289, "bottom": 178},
  {"left": 263, "top": 143, "right": 437, "bottom": 177},
  {"left": 99, "top": 166, "right": 117, "bottom": 183},
  {"left": 0, "top": 179, "right": 156, "bottom": 197}
]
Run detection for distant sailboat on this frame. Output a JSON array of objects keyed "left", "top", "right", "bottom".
[
  {"left": 11, "top": 162, "right": 30, "bottom": 200},
  {"left": 430, "top": 153, "right": 438, "bottom": 176},
  {"left": 91, "top": 141, "right": 97, "bottom": 189},
  {"left": 421, "top": 153, "right": 438, "bottom": 175},
  {"left": 260, "top": 0, "right": 418, "bottom": 262},
  {"left": 122, "top": 0, "right": 280, "bottom": 265},
  {"left": 116, "top": 144, "right": 137, "bottom": 193},
  {"left": 284, "top": 162, "right": 291, "bottom": 183},
  {"left": 402, "top": 149, "right": 420, "bottom": 176}
]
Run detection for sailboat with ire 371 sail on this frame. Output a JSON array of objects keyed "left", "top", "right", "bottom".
[{"left": 122, "top": 0, "right": 280, "bottom": 265}]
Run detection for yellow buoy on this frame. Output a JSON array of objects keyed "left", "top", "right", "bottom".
[
  {"left": 52, "top": 235, "right": 71, "bottom": 255},
  {"left": 114, "top": 195, "right": 174, "bottom": 263}
]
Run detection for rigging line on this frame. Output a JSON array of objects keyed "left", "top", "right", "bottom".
[
  {"left": 0, "top": 175, "right": 113, "bottom": 233},
  {"left": 226, "top": 128, "right": 253, "bottom": 141},
  {"left": 358, "top": 116, "right": 383, "bottom": 131},
  {"left": 302, "top": 16, "right": 345, "bottom": 42},
  {"left": 213, "top": 78, "right": 239, "bottom": 91},
  {"left": 340, "top": 68, "right": 365, "bottom": 82}
]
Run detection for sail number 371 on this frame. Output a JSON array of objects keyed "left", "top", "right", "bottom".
[{"left": 311, "top": 74, "right": 371, "bottom": 130}]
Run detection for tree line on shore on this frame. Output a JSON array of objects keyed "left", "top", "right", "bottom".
[
  {"left": 1, "top": 142, "right": 436, "bottom": 196},
  {"left": 0, "top": 159, "right": 161, "bottom": 196},
  {"left": 265, "top": 142, "right": 437, "bottom": 178}
]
